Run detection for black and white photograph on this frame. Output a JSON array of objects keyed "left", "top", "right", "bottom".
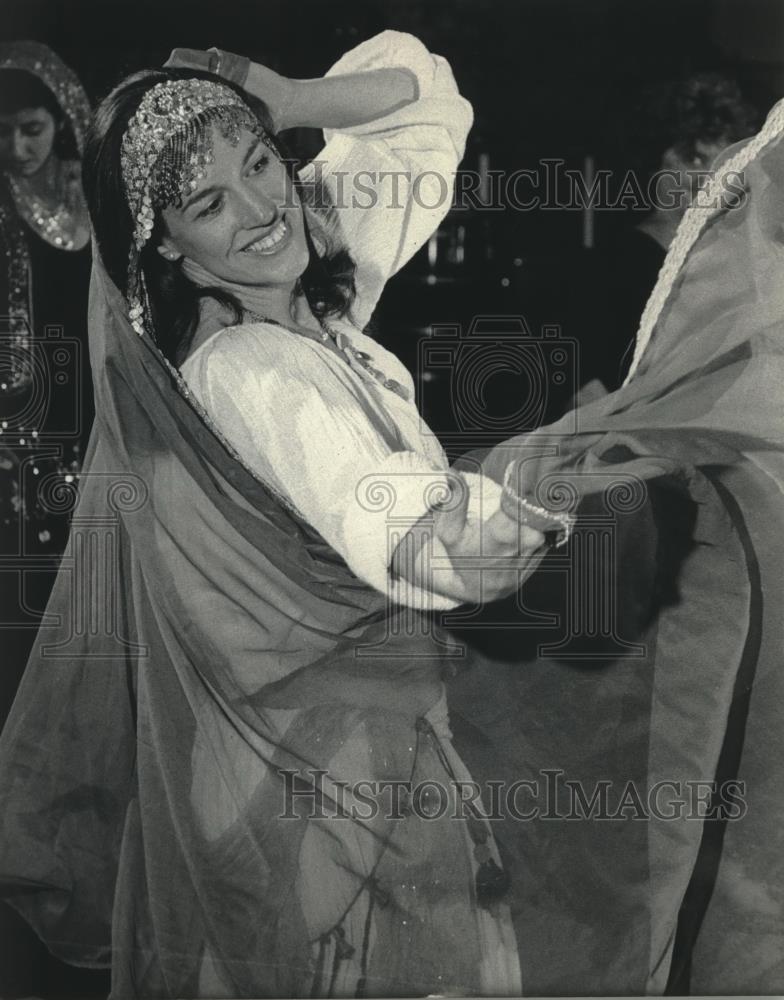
[{"left": 0, "top": 0, "right": 782, "bottom": 997}]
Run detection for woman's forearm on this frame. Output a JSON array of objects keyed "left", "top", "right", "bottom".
[
  {"left": 390, "top": 487, "right": 549, "bottom": 607},
  {"left": 165, "top": 46, "right": 420, "bottom": 133},
  {"left": 245, "top": 65, "right": 418, "bottom": 132}
]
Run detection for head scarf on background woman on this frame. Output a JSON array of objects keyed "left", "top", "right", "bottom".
[{"left": 0, "top": 41, "right": 91, "bottom": 326}]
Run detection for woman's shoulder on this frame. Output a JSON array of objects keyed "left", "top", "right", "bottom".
[
  {"left": 182, "top": 319, "right": 276, "bottom": 362},
  {"left": 180, "top": 321, "right": 319, "bottom": 394},
  {"left": 181, "top": 317, "right": 415, "bottom": 410}
]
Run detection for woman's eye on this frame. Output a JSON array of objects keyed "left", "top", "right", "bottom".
[
  {"left": 250, "top": 154, "right": 269, "bottom": 175},
  {"left": 197, "top": 196, "right": 223, "bottom": 219},
  {"left": 22, "top": 125, "right": 43, "bottom": 137}
]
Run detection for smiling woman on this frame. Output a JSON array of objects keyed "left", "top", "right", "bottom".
[
  {"left": 85, "top": 41, "right": 557, "bottom": 609},
  {"left": 0, "top": 30, "right": 567, "bottom": 1000},
  {"left": 159, "top": 126, "right": 314, "bottom": 347},
  {"left": 91, "top": 66, "right": 361, "bottom": 371}
]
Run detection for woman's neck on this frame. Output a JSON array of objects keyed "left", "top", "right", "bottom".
[{"left": 181, "top": 258, "right": 319, "bottom": 333}]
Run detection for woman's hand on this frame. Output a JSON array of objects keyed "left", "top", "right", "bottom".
[
  {"left": 435, "top": 476, "right": 548, "bottom": 604},
  {"left": 164, "top": 46, "right": 417, "bottom": 134},
  {"left": 392, "top": 474, "right": 548, "bottom": 606},
  {"left": 164, "top": 47, "right": 294, "bottom": 132}
]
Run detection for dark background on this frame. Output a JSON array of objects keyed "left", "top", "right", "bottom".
[{"left": 3, "top": 0, "right": 784, "bottom": 441}]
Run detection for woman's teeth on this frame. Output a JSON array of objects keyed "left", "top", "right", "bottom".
[{"left": 244, "top": 219, "right": 287, "bottom": 253}]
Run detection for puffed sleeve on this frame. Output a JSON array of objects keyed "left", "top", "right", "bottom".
[
  {"left": 298, "top": 31, "right": 473, "bottom": 328},
  {"left": 182, "top": 326, "right": 505, "bottom": 610}
]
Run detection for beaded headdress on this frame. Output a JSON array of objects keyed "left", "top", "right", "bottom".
[{"left": 120, "top": 77, "right": 272, "bottom": 336}]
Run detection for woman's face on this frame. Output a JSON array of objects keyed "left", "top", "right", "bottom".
[
  {"left": 0, "top": 106, "right": 57, "bottom": 177},
  {"left": 158, "top": 126, "right": 309, "bottom": 290}
]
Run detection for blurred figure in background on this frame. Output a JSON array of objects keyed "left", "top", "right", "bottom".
[
  {"left": 0, "top": 41, "right": 101, "bottom": 1000},
  {"left": 628, "top": 73, "right": 759, "bottom": 252},
  {"left": 515, "top": 73, "right": 760, "bottom": 411},
  {"left": 579, "top": 72, "right": 759, "bottom": 391},
  {"left": 0, "top": 42, "right": 93, "bottom": 725}
]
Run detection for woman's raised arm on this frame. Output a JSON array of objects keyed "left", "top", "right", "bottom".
[
  {"left": 249, "top": 63, "right": 419, "bottom": 134},
  {"left": 166, "top": 42, "right": 420, "bottom": 133}
]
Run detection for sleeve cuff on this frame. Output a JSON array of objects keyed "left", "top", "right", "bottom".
[
  {"left": 322, "top": 30, "right": 472, "bottom": 150},
  {"left": 324, "top": 30, "right": 437, "bottom": 105}
]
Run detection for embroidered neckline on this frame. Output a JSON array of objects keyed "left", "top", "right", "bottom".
[
  {"left": 7, "top": 171, "right": 89, "bottom": 252},
  {"left": 241, "top": 311, "right": 410, "bottom": 402}
]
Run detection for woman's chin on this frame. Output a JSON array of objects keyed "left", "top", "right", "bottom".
[
  {"left": 236, "top": 245, "right": 310, "bottom": 287},
  {"left": 5, "top": 160, "right": 41, "bottom": 178}
]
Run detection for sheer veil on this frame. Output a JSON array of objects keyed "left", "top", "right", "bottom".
[
  {"left": 448, "top": 95, "right": 784, "bottom": 995},
  {"left": 0, "top": 247, "right": 467, "bottom": 997}
]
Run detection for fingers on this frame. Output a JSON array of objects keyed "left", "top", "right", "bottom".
[
  {"left": 164, "top": 47, "right": 216, "bottom": 73},
  {"left": 486, "top": 507, "right": 546, "bottom": 554},
  {"left": 485, "top": 506, "right": 518, "bottom": 546},
  {"left": 433, "top": 474, "right": 469, "bottom": 548},
  {"left": 208, "top": 48, "right": 251, "bottom": 87},
  {"left": 162, "top": 48, "right": 250, "bottom": 87}
]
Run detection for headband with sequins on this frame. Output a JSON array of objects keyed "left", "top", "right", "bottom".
[{"left": 120, "top": 77, "right": 273, "bottom": 335}]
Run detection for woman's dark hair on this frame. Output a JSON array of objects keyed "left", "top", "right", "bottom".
[
  {"left": 82, "top": 67, "right": 356, "bottom": 367},
  {"left": 0, "top": 68, "right": 79, "bottom": 159}
]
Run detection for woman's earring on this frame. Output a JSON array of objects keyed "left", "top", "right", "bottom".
[{"left": 156, "top": 244, "right": 182, "bottom": 263}]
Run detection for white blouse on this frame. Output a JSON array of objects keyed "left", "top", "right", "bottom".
[{"left": 181, "top": 31, "right": 502, "bottom": 609}]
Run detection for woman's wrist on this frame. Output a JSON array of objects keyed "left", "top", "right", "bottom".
[{"left": 271, "top": 68, "right": 418, "bottom": 133}]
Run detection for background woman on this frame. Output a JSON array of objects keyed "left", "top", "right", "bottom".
[
  {"left": 571, "top": 72, "right": 760, "bottom": 392},
  {"left": 0, "top": 39, "right": 100, "bottom": 1000},
  {"left": 0, "top": 41, "right": 93, "bottom": 723}
]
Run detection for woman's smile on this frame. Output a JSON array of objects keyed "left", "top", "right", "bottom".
[{"left": 241, "top": 214, "right": 289, "bottom": 254}]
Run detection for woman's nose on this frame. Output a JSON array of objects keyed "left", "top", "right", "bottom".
[
  {"left": 13, "top": 131, "right": 26, "bottom": 160},
  {"left": 236, "top": 186, "right": 277, "bottom": 227}
]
